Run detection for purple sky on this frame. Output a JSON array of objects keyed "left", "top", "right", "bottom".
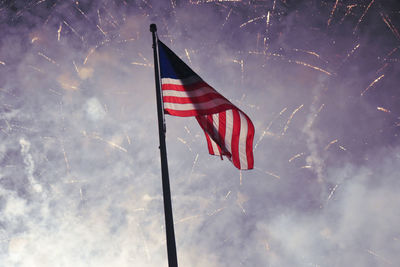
[{"left": 1, "top": 0, "right": 400, "bottom": 266}]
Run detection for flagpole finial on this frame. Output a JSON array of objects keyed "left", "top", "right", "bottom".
[{"left": 150, "top": 24, "right": 157, "bottom": 33}]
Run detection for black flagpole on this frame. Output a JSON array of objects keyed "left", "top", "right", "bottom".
[{"left": 150, "top": 24, "right": 178, "bottom": 267}]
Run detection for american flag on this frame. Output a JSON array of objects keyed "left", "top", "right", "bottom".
[{"left": 158, "top": 40, "right": 254, "bottom": 170}]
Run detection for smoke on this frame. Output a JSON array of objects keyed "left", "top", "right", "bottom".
[{"left": 0, "top": 0, "right": 399, "bottom": 266}]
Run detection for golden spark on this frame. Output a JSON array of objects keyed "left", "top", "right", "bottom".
[
  {"left": 282, "top": 104, "right": 304, "bottom": 136},
  {"left": 324, "top": 139, "right": 338, "bottom": 150},
  {"left": 361, "top": 74, "right": 384, "bottom": 96},
  {"left": 254, "top": 107, "right": 287, "bottom": 150},
  {"left": 63, "top": 20, "right": 84, "bottom": 42},
  {"left": 289, "top": 60, "right": 334, "bottom": 76},
  {"left": 83, "top": 47, "right": 95, "bottom": 65},
  {"left": 380, "top": 12, "right": 400, "bottom": 41},
  {"left": 240, "top": 15, "right": 266, "bottom": 28},
  {"left": 327, "top": 0, "right": 339, "bottom": 26},
  {"left": 353, "top": 0, "right": 375, "bottom": 34},
  {"left": 327, "top": 184, "right": 338, "bottom": 201},
  {"left": 185, "top": 48, "right": 192, "bottom": 64},
  {"left": 255, "top": 167, "right": 280, "bottom": 179},
  {"left": 57, "top": 23, "right": 62, "bottom": 41},
  {"left": 377, "top": 106, "right": 391, "bottom": 113},
  {"left": 38, "top": 52, "right": 59, "bottom": 66},
  {"left": 289, "top": 152, "right": 304, "bottom": 162}
]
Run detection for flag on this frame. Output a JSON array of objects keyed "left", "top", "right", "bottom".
[{"left": 158, "top": 40, "right": 255, "bottom": 170}]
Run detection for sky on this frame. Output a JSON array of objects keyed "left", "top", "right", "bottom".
[{"left": 0, "top": 0, "right": 400, "bottom": 266}]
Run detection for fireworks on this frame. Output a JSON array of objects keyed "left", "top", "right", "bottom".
[
  {"left": 1, "top": 1, "right": 399, "bottom": 266},
  {"left": 353, "top": 0, "right": 375, "bottom": 34},
  {"left": 282, "top": 104, "right": 304, "bottom": 136},
  {"left": 377, "top": 106, "right": 391, "bottom": 113},
  {"left": 361, "top": 74, "right": 385, "bottom": 96},
  {"left": 289, "top": 152, "right": 304, "bottom": 162}
]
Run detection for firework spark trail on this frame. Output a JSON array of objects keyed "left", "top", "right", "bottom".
[
  {"left": 327, "top": 184, "right": 338, "bottom": 202},
  {"left": 3, "top": 119, "right": 12, "bottom": 133},
  {"left": 380, "top": 12, "right": 400, "bottom": 41},
  {"left": 301, "top": 165, "right": 312, "bottom": 169},
  {"left": 126, "top": 134, "right": 131, "bottom": 145},
  {"left": 63, "top": 20, "right": 84, "bottom": 43},
  {"left": 97, "top": 9, "right": 102, "bottom": 25},
  {"left": 377, "top": 106, "right": 391, "bottom": 113},
  {"left": 376, "top": 63, "right": 390, "bottom": 74},
  {"left": 353, "top": 0, "right": 375, "bottom": 34},
  {"left": 288, "top": 152, "right": 304, "bottom": 162},
  {"left": 233, "top": 59, "right": 244, "bottom": 84},
  {"left": 83, "top": 47, "right": 96, "bottom": 65},
  {"left": 103, "top": 7, "right": 120, "bottom": 28},
  {"left": 236, "top": 191, "right": 247, "bottom": 213},
  {"left": 177, "top": 137, "right": 192, "bottom": 151},
  {"left": 137, "top": 52, "right": 152, "bottom": 66},
  {"left": 361, "top": 74, "right": 385, "bottom": 96},
  {"left": 240, "top": 15, "right": 266, "bottom": 28},
  {"left": 282, "top": 104, "right": 304, "bottom": 136},
  {"left": 48, "top": 87, "right": 62, "bottom": 96},
  {"left": 96, "top": 24, "right": 107, "bottom": 37},
  {"left": 28, "top": 65, "right": 45, "bottom": 73},
  {"left": 344, "top": 44, "right": 360, "bottom": 63},
  {"left": 324, "top": 139, "right": 338, "bottom": 150},
  {"left": 222, "top": 8, "right": 233, "bottom": 27},
  {"left": 35, "top": 0, "right": 47, "bottom": 5},
  {"left": 72, "top": 60, "right": 80, "bottom": 74},
  {"left": 265, "top": 11, "right": 271, "bottom": 35},
  {"left": 82, "top": 131, "right": 128, "bottom": 153},
  {"left": 255, "top": 167, "right": 280, "bottom": 179},
  {"left": 60, "top": 139, "right": 71, "bottom": 173},
  {"left": 288, "top": 59, "right": 334, "bottom": 76},
  {"left": 339, "top": 4, "right": 358, "bottom": 24},
  {"left": 327, "top": 0, "right": 339, "bottom": 26},
  {"left": 38, "top": 52, "right": 59, "bottom": 66},
  {"left": 174, "top": 214, "right": 202, "bottom": 225},
  {"left": 131, "top": 62, "right": 152, "bottom": 68},
  {"left": 0, "top": 61, "right": 5, "bottom": 65},
  {"left": 79, "top": 187, "right": 84, "bottom": 200},
  {"left": 384, "top": 47, "right": 399, "bottom": 60},
  {"left": 57, "top": 23, "right": 62, "bottom": 41},
  {"left": 31, "top": 36, "right": 39, "bottom": 43},
  {"left": 254, "top": 107, "right": 287, "bottom": 150},
  {"left": 185, "top": 49, "right": 192, "bottom": 64},
  {"left": 293, "top": 48, "right": 328, "bottom": 63},
  {"left": 207, "top": 207, "right": 225, "bottom": 216},
  {"left": 184, "top": 126, "right": 191, "bottom": 135},
  {"left": 74, "top": 4, "right": 91, "bottom": 22},
  {"left": 189, "top": 153, "right": 199, "bottom": 181}
]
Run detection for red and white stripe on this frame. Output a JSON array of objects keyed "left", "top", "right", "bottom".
[{"left": 161, "top": 76, "right": 254, "bottom": 170}]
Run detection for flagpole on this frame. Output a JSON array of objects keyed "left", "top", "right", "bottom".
[{"left": 150, "top": 23, "right": 178, "bottom": 267}]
